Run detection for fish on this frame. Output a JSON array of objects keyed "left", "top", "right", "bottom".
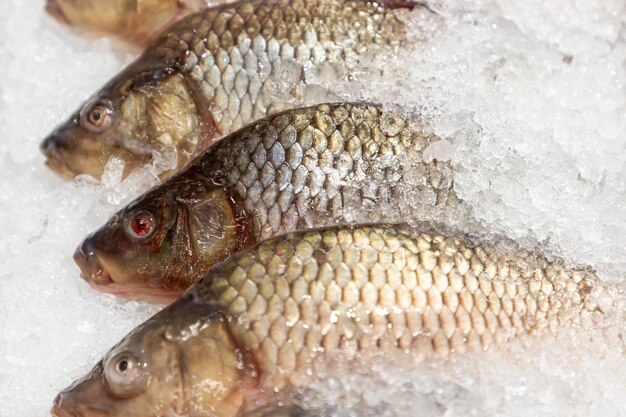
[
  {"left": 45, "top": 0, "right": 231, "bottom": 46},
  {"left": 53, "top": 223, "right": 615, "bottom": 417},
  {"left": 74, "top": 102, "right": 461, "bottom": 303},
  {"left": 41, "top": 0, "right": 430, "bottom": 180}
]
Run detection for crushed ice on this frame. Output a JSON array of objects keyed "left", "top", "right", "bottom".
[
  {"left": 74, "top": 146, "right": 178, "bottom": 205},
  {"left": 1, "top": 0, "right": 626, "bottom": 416}
]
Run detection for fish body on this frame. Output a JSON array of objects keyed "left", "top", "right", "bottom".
[
  {"left": 41, "top": 0, "right": 425, "bottom": 180},
  {"left": 46, "top": 0, "right": 231, "bottom": 46},
  {"left": 54, "top": 224, "right": 611, "bottom": 417},
  {"left": 74, "top": 103, "right": 459, "bottom": 302}
]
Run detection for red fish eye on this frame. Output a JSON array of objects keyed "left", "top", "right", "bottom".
[
  {"left": 128, "top": 211, "right": 155, "bottom": 239},
  {"left": 133, "top": 217, "right": 151, "bottom": 235}
]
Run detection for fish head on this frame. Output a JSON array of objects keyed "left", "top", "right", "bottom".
[
  {"left": 45, "top": 0, "right": 181, "bottom": 42},
  {"left": 74, "top": 173, "right": 252, "bottom": 302},
  {"left": 41, "top": 64, "right": 206, "bottom": 180},
  {"left": 51, "top": 298, "right": 253, "bottom": 417}
]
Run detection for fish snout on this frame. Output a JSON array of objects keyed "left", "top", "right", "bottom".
[
  {"left": 40, "top": 132, "right": 77, "bottom": 179},
  {"left": 41, "top": 124, "right": 75, "bottom": 155},
  {"left": 74, "top": 240, "right": 113, "bottom": 286},
  {"left": 51, "top": 392, "right": 79, "bottom": 417},
  {"left": 45, "top": 0, "right": 70, "bottom": 25},
  {"left": 41, "top": 120, "right": 114, "bottom": 180},
  {"left": 40, "top": 134, "right": 60, "bottom": 157}
]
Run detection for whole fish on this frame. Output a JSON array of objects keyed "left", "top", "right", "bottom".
[
  {"left": 45, "top": 0, "right": 231, "bottom": 46},
  {"left": 74, "top": 103, "right": 460, "bottom": 303},
  {"left": 53, "top": 224, "right": 613, "bottom": 417},
  {"left": 41, "top": 0, "right": 429, "bottom": 180}
]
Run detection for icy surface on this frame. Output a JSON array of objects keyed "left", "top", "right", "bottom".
[
  {"left": 323, "top": 0, "right": 626, "bottom": 278},
  {"left": 1, "top": 0, "right": 626, "bottom": 416}
]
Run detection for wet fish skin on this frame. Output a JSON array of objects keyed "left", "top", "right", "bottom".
[
  {"left": 194, "top": 224, "right": 604, "bottom": 389},
  {"left": 74, "top": 103, "right": 457, "bottom": 302},
  {"left": 55, "top": 224, "right": 609, "bottom": 417},
  {"left": 51, "top": 299, "right": 251, "bottom": 417},
  {"left": 45, "top": 0, "right": 226, "bottom": 46},
  {"left": 41, "top": 0, "right": 422, "bottom": 180}
]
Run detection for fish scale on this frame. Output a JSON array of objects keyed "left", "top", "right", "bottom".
[
  {"left": 157, "top": 0, "right": 412, "bottom": 137},
  {"left": 198, "top": 102, "right": 457, "bottom": 239},
  {"left": 42, "top": 0, "right": 428, "bottom": 180},
  {"left": 192, "top": 224, "right": 603, "bottom": 391}
]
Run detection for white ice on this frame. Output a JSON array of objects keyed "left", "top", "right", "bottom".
[{"left": 1, "top": 0, "right": 626, "bottom": 416}]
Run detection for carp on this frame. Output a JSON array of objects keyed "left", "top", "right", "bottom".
[
  {"left": 45, "top": 0, "right": 231, "bottom": 46},
  {"left": 53, "top": 224, "right": 614, "bottom": 417},
  {"left": 41, "top": 0, "right": 430, "bottom": 180},
  {"left": 74, "top": 103, "right": 460, "bottom": 303}
]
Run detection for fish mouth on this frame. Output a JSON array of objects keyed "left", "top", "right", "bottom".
[
  {"left": 44, "top": 157, "right": 77, "bottom": 180},
  {"left": 51, "top": 401, "right": 85, "bottom": 417},
  {"left": 87, "top": 275, "right": 182, "bottom": 304},
  {"left": 74, "top": 243, "right": 114, "bottom": 287},
  {"left": 84, "top": 267, "right": 114, "bottom": 287},
  {"left": 73, "top": 242, "right": 181, "bottom": 304},
  {"left": 45, "top": 0, "right": 70, "bottom": 25},
  {"left": 52, "top": 393, "right": 108, "bottom": 417},
  {"left": 51, "top": 390, "right": 88, "bottom": 417},
  {"left": 46, "top": 159, "right": 76, "bottom": 180},
  {"left": 41, "top": 136, "right": 79, "bottom": 180}
]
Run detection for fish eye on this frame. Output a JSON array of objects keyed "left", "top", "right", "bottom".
[
  {"left": 117, "top": 360, "right": 128, "bottom": 372},
  {"left": 81, "top": 100, "right": 114, "bottom": 133},
  {"left": 104, "top": 352, "right": 149, "bottom": 398},
  {"left": 126, "top": 211, "right": 157, "bottom": 239}
]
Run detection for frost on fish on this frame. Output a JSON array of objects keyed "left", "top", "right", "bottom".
[{"left": 40, "top": 0, "right": 435, "bottom": 182}]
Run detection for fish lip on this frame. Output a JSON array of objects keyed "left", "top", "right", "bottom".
[
  {"left": 86, "top": 268, "right": 114, "bottom": 287},
  {"left": 89, "top": 280, "right": 182, "bottom": 304},
  {"left": 52, "top": 401, "right": 103, "bottom": 417},
  {"left": 41, "top": 136, "right": 78, "bottom": 180},
  {"left": 51, "top": 392, "right": 87, "bottom": 417},
  {"left": 74, "top": 245, "right": 114, "bottom": 287},
  {"left": 44, "top": 156, "right": 77, "bottom": 180},
  {"left": 45, "top": 0, "right": 70, "bottom": 25},
  {"left": 50, "top": 404, "right": 82, "bottom": 417},
  {"left": 73, "top": 242, "right": 181, "bottom": 304}
]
